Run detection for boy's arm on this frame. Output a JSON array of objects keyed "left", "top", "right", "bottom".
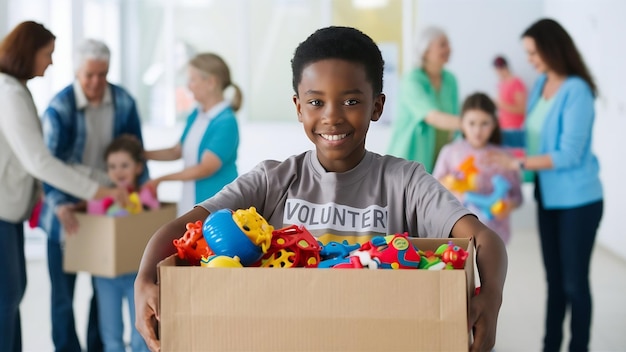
[
  {"left": 450, "top": 214, "right": 507, "bottom": 352},
  {"left": 134, "top": 206, "right": 210, "bottom": 352}
]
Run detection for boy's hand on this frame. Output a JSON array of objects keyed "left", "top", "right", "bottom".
[
  {"left": 469, "top": 286, "right": 502, "bottom": 352},
  {"left": 56, "top": 204, "right": 79, "bottom": 235},
  {"left": 135, "top": 278, "right": 161, "bottom": 352}
]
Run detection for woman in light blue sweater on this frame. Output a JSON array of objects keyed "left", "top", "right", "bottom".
[{"left": 492, "top": 18, "right": 603, "bottom": 351}]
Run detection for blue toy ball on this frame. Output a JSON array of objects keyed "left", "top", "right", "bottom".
[{"left": 202, "top": 209, "right": 263, "bottom": 266}]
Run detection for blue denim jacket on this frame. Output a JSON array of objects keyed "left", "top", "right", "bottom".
[{"left": 39, "top": 83, "right": 146, "bottom": 242}]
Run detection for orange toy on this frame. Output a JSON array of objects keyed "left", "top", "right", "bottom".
[
  {"left": 441, "top": 156, "right": 479, "bottom": 193},
  {"left": 173, "top": 220, "right": 213, "bottom": 265}
]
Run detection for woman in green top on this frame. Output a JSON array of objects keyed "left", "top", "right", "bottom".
[{"left": 387, "top": 26, "right": 461, "bottom": 173}]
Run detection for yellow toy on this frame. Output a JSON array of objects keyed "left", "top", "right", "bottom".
[
  {"left": 200, "top": 255, "right": 243, "bottom": 268},
  {"left": 231, "top": 207, "right": 273, "bottom": 253},
  {"left": 125, "top": 192, "right": 143, "bottom": 214}
]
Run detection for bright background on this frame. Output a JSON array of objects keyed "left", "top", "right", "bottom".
[{"left": 2, "top": 0, "right": 624, "bottom": 260}]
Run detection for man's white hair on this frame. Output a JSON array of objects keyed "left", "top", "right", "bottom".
[
  {"left": 414, "top": 26, "right": 447, "bottom": 67},
  {"left": 74, "top": 39, "right": 110, "bottom": 73}
]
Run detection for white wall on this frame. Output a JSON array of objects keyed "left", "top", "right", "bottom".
[
  {"left": 415, "top": 0, "right": 543, "bottom": 99},
  {"left": 415, "top": 0, "right": 626, "bottom": 260},
  {"left": 543, "top": 0, "right": 626, "bottom": 260}
]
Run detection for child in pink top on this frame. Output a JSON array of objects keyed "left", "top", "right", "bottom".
[{"left": 433, "top": 93, "right": 523, "bottom": 245}]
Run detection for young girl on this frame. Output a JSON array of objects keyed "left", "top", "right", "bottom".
[
  {"left": 432, "top": 92, "right": 522, "bottom": 245},
  {"left": 56, "top": 134, "right": 150, "bottom": 352}
]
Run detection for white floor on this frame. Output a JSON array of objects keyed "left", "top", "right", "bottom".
[{"left": 21, "top": 121, "right": 626, "bottom": 351}]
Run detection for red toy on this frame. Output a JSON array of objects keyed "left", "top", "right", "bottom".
[
  {"left": 173, "top": 220, "right": 213, "bottom": 265},
  {"left": 435, "top": 241, "right": 469, "bottom": 269},
  {"left": 359, "top": 233, "right": 421, "bottom": 269},
  {"left": 254, "top": 225, "right": 320, "bottom": 268}
]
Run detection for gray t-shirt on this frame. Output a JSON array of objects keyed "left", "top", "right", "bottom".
[{"left": 199, "top": 150, "right": 472, "bottom": 243}]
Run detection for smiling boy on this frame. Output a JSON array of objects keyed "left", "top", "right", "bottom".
[{"left": 135, "top": 26, "right": 507, "bottom": 352}]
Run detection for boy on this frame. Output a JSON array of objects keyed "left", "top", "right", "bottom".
[{"left": 135, "top": 26, "right": 507, "bottom": 352}]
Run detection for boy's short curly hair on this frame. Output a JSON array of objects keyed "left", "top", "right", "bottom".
[{"left": 291, "top": 26, "right": 384, "bottom": 96}]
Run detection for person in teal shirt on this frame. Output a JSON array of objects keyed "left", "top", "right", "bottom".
[
  {"left": 144, "top": 53, "right": 242, "bottom": 216},
  {"left": 387, "top": 26, "right": 461, "bottom": 173},
  {"left": 490, "top": 18, "right": 603, "bottom": 352}
]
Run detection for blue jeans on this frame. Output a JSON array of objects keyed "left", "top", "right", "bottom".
[
  {"left": 0, "top": 220, "right": 26, "bottom": 352},
  {"left": 47, "top": 239, "right": 103, "bottom": 352},
  {"left": 535, "top": 183, "right": 603, "bottom": 352},
  {"left": 94, "top": 273, "right": 149, "bottom": 352}
]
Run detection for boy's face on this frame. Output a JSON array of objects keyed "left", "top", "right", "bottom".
[
  {"left": 107, "top": 151, "right": 142, "bottom": 189},
  {"left": 293, "top": 59, "right": 385, "bottom": 173}
]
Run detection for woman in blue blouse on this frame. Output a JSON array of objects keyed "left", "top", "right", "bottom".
[
  {"left": 493, "top": 18, "right": 603, "bottom": 351},
  {"left": 145, "top": 53, "right": 242, "bottom": 215}
]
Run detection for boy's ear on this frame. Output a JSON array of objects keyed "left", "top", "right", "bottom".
[
  {"left": 371, "top": 93, "right": 386, "bottom": 122},
  {"left": 293, "top": 94, "right": 303, "bottom": 122}
]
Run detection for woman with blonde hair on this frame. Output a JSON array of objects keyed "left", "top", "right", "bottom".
[
  {"left": 387, "top": 26, "right": 461, "bottom": 172},
  {"left": 145, "top": 53, "right": 242, "bottom": 215}
]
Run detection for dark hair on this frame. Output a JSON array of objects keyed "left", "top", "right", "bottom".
[
  {"left": 461, "top": 92, "right": 502, "bottom": 145},
  {"left": 291, "top": 26, "right": 384, "bottom": 96},
  {"left": 522, "top": 18, "right": 597, "bottom": 96},
  {"left": 104, "top": 134, "right": 145, "bottom": 164},
  {"left": 493, "top": 55, "right": 508, "bottom": 69},
  {"left": 0, "top": 21, "right": 55, "bottom": 80}
]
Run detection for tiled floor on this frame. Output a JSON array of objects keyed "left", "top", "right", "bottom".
[{"left": 21, "top": 122, "right": 626, "bottom": 351}]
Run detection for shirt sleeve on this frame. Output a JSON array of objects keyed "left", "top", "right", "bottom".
[
  {"left": 198, "top": 160, "right": 271, "bottom": 214},
  {"left": 399, "top": 72, "right": 438, "bottom": 129},
  {"left": 550, "top": 80, "right": 596, "bottom": 169},
  {"left": 2, "top": 90, "right": 99, "bottom": 199},
  {"left": 406, "top": 163, "right": 473, "bottom": 238},
  {"left": 203, "top": 116, "right": 238, "bottom": 163}
]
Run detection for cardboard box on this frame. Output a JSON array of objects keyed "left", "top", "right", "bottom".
[
  {"left": 158, "top": 237, "right": 475, "bottom": 351},
  {"left": 64, "top": 203, "right": 177, "bottom": 278}
]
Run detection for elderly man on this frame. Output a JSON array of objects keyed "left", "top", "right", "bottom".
[{"left": 40, "top": 39, "right": 146, "bottom": 352}]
